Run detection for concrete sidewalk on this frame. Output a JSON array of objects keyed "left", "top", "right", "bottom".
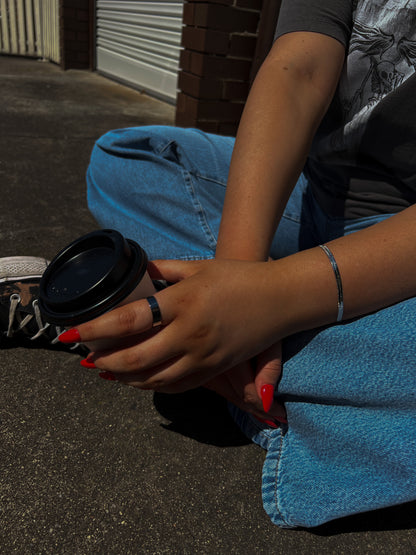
[{"left": 0, "top": 56, "right": 415, "bottom": 554}]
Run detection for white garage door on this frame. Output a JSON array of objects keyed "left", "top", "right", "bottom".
[{"left": 96, "top": 1, "right": 184, "bottom": 103}]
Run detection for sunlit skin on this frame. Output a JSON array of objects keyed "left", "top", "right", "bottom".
[{"left": 60, "top": 32, "right": 416, "bottom": 422}]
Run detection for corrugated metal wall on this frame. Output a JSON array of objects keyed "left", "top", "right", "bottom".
[
  {"left": 0, "top": 0, "right": 60, "bottom": 63},
  {"left": 96, "top": 0, "right": 184, "bottom": 103}
]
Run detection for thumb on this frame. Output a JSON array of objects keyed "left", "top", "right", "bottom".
[{"left": 254, "top": 342, "right": 282, "bottom": 413}]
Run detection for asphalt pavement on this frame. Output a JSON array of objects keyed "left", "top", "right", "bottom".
[{"left": 1, "top": 55, "right": 415, "bottom": 554}]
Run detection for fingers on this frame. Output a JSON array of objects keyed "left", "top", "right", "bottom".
[
  {"left": 204, "top": 372, "right": 264, "bottom": 419},
  {"left": 148, "top": 259, "right": 210, "bottom": 282},
  {"left": 222, "top": 362, "right": 269, "bottom": 419},
  {"left": 98, "top": 352, "right": 225, "bottom": 394},
  {"left": 255, "top": 342, "right": 282, "bottom": 393},
  {"left": 252, "top": 342, "right": 287, "bottom": 422},
  {"left": 254, "top": 342, "right": 282, "bottom": 409},
  {"left": 205, "top": 364, "right": 286, "bottom": 425},
  {"left": 67, "top": 298, "right": 156, "bottom": 344},
  {"left": 68, "top": 284, "right": 177, "bottom": 344},
  {"left": 89, "top": 321, "right": 180, "bottom": 373},
  {"left": 61, "top": 259, "right": 213, "bottom": 345},
  {"left": 85, "top": 315, "right": 224, "bottom": 392},
  {"left": 61, "top": 257, "right": 288, "bottom": 427}
]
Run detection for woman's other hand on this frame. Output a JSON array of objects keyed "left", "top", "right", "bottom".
[{"left": 204, "top": 341, "right": 286, "bottom": 424}]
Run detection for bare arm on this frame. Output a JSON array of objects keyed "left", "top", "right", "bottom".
[
  {"left": 66, "top": 31, "right": 415, "bottom": 415},
  {"left": 71, "top": 206, "right": 416, "bottom": 394},
  {"left": 213, "top": 31, "right": 346, "bottom": 415},
  {"left": 269, "top": 205, "right": 416, "bottom": 337},
  {"left": 216, "top": 32, "right": 345, "bottom": 261}
]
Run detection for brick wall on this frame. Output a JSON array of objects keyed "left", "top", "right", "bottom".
[
  {"left": 175, "top": 0, "right": 280, "bottom": 135},
  {"left": 60, "top": 0, "right": 93, "bottom": 70}
]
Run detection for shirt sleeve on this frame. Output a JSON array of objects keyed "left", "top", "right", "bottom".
[{"left": 275, "top": 0, "right": 354, "bottom": 47}]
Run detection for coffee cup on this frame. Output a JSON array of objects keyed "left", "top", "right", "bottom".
[{"left": 39, "top": 229, "right": 156, "bottom": 351}]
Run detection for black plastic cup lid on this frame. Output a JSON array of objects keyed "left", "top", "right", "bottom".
[{"left": 39, "top": 229, "right": 148, "bottom": 326}]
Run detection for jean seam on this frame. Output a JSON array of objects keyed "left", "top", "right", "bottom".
[
  {"left": 156, "top": 139, "right": 175, "bottom": 157},
  {"left": 182, "top": 168, "right": 218, "bottom": 252},
  {"left": 157, "top": 141, "right": 228, "bottom": 187},
  {"left": 193, "top": 172, "right": 227, "bottom": 188},
  {"left": 273, "top": 429, "right": 290, "bottom": 527},
  {"left": 280, "top": 212, "right": 303, "bottom": 225}
]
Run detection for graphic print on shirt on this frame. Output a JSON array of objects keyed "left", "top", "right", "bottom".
[{"left": 342, "top": 0, "right": 416, "bottom": 120}]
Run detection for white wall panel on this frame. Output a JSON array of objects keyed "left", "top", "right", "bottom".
[
  {"left": 96, "top": 0, "right": 184, "bottom": 103},
  {"left": 0, "top": 0, "right": 59, "bottom": 62}
]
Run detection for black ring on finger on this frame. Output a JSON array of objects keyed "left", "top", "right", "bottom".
[{"left": 146, "top": 296, "right": 163, "bottom": 327}]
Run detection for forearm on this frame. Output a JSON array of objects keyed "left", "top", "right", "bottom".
[
  {"left": 216, "top": 33, "right": 345, "bottom": 261},
  {"left": 216, "top": 66, "right": 314, "bottom": 261},
  {"left": 266, "top": 205, "right": 416, "bottom": 337}
]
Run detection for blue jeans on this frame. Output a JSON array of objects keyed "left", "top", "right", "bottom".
[{"left": 87, "top": 126, "right": 416, "bottom": 528}]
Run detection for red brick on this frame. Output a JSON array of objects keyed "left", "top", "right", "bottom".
[
  {"left": 197, "top": 99, "right": 244, "bottom": 119},
  {"left": 229, "top": 34, "right": 257, "bottom": 57},
  {"left": 63, "top": 7, "right": 76, "bottom": 19},
  {"left": 183, "top": 3, "right": 196, "bottom": 25},
  {"left": 175, "top": 113, "right": 197, "bottom": 128},
  {"left": 178, "top": 72, "right": 223, "bottom": 99},
  {"left": 234, "top": 0, "right": 262, "bottom": 9},
  {"left": 187, "top": 3, "right": 259, "bottom": 33},
  {"left": 76, "top": 31, "right": 89, "bottom": 42},
  {"left": 179, "top": 49, "right": 192, "bottom": 70},
  {"left": 180, "top": 50, "right": 251, "bottom": 79},
  {"left": 176, "top": 93, "right": 199, "bottom": 122},
  {"left": 181, "top": 27, "right": 229, "bottom": 55},
  {"left": 63, "top": 30, "right": 76, "bottom": 41},
  {"left": 66, "top": 19, "right": 89, "bottom": 32},
  {"left": 222, "top": 79, "right": 249, "bottom": 100},
  {"left": 175, "top": 92, "right": 244, "bottom": 121},
  {"left": 64, "top": 0, "right": 89, "bottom": 8},
  {"left": 179, "top": 49, "right": 197, "bottom": 72},
  {"left": 63, "top": 40, "right": 81, "bottom": 51},
  {"left": 196, "top": 121, "right": 221, "bottom": 133},
  {"left": 76, "top": 51, "right": 90, "bottom": 63},
  {"left": 190, "top": 0, "right": 233, "bottom": 4},
  {"left": 77, "top": 9, "right": 90, "bottom": 21}
]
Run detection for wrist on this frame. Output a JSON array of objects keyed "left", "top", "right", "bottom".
[{"left": 264, "top": 248, "right": 340, "bottom": 338}]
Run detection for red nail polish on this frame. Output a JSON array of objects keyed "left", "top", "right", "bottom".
[
  {"left": 99, "top": 371, "right": 117, "bottom": 381},
  {"left": 59, "top": 328, "right": 81, "bottom": 344},
  {"left": 80, "top": 358, "right": 96, "bottom": 369},
  {"left": 260, "top": 384, "right": 274, "bottom": 413},
  {"left": 256, "top": 417, "right": 279, "bottom": 429}
]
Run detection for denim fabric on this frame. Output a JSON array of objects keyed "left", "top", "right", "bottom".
[
  {"left": 230, "top": 300, "right": 416, "bottom": 528},
  {"left": 87, "top": 126, "right": 416, "bottom": 528},
  {"left": 87, "top": 126, "right": 234, "bottom": 260}
]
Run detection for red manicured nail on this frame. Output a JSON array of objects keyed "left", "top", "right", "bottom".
[
  {"left": 59, "top": 328, "right": 81, "bottom": 344},
  {"left": 260, "top": 384, "right": 275, "bottom": 413},
  {"left": 80, "top": 358, "right": 96, "bottom": 369},
  {"left": 99, "top": 371, "right": 117, "bottom": 381}
]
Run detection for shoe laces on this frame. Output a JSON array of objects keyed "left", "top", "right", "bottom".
[
  {"left": 7, "top": 293, "right": 60, "bottom": 342},
  {"left": 7, "top": 293, "right": 79, "bottom": 349}
]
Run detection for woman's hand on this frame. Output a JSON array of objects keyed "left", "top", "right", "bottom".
[
  {"left": 204, "top": 341, "right": 287, "bottom": 424},
  {"left": 65, "top": 258, "right": 287, "bottom": 394}
]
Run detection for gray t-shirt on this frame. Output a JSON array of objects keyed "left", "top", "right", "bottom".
[{"left": 275, "top": 0, "right": 416, "bottom": 218}]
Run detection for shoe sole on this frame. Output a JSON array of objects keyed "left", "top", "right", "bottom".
[{"left": 0, "top": 256, "right": 49, "bottom": 283}]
